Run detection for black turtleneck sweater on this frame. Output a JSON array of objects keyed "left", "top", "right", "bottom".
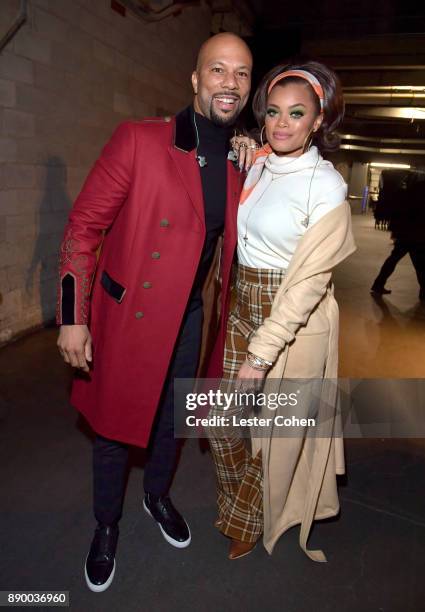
[{"left": 189, "top": 108, "right": 231, "bottom": 304}]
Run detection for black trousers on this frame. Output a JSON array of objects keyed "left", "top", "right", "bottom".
[
  {"left": 93, "top": 302, "right": 203, "bottom": 526},
  {"left": 373, "top": 240, "right": 425, "bottom": 295}
]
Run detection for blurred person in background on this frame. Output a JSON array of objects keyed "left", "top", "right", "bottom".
[{"left": 371, "top": 172, "right": 425, "bottom": 301}]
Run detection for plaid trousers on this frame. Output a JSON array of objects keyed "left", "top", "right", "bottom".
[{"left": 208, "top": 264, "right": 286, "bottom": 543}]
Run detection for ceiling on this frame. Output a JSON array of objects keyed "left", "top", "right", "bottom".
[
  {"left": 242, "top": 0, "right": 425, "bottom": 166},
  {"left": 248, "top": 0, "right": 425, "bottom": 37}
]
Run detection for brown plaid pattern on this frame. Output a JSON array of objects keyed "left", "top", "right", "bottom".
[{"left": 209, "top": 264, "right": 286, "bottom": 543}]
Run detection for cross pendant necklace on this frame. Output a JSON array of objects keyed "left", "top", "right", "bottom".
[{"left": 243, "top": 202, "right": 259, "bottom": 246}]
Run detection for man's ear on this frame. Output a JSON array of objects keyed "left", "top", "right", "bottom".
[{"left": 191, "top": 71, "right": 198, "bottom": 95}]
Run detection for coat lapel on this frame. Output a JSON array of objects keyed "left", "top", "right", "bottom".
[{"left": 168, "top": 106, "right": 205, "bottom": 228}]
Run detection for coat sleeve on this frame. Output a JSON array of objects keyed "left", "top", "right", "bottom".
[
  {"left": 56, "top": 122, "right": 136, "bottom": 325},
  {"left": 247, "top": 271, "right": 332, "bottom": 364}
]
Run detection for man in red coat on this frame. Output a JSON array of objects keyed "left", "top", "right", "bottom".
[{"left": 57, "top": 32, "right": 252, "bottom": 591}]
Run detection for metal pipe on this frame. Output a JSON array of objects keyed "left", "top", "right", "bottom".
[
  {"left": 340, "top": 144, "right": 425, "bottom": 155},
  {"left": 344, "top": 93, "right": 425, "bottom": 104},
  {"left": 0, "top": 0, "right": 28, "bottom": 53},
  {"left": 341, "top": 133, "right": 425, "bottom": 144},
  {"left": 344, "top": 86, "right": 425, "bottom": 92},
  {"left": 349, "top": 107, "right": 425, "bottom": 119}
]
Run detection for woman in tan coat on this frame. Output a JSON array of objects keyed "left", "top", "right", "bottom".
[{"left": 209, "top": 61, "right": 356, "bottom": 561}]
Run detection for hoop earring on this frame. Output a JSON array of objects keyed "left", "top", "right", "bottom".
[
  {"left": 260, "top": 125, "right": 267, "bottom": 148},
  {"left": 303, "top": 128, "right": 315, "bottom": 154}
]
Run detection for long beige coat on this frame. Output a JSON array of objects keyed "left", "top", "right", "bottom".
[{"left": 248, "top": 201, "right": 356, "bottom": 561}]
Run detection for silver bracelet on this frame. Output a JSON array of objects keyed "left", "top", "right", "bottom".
[{"left": 246, "top": 352, "right": 273, "bottom": 370}]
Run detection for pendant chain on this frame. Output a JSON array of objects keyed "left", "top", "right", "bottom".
[
  {"left": 193, "top": 112, "right": 207, "bottom": 168},
  {"left": 243, "top": 151, "right": 320, "bottom": 245}
]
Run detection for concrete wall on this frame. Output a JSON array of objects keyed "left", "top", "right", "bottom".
[{"left": 0, "top": 0, "right": 211, "bottom": 343}]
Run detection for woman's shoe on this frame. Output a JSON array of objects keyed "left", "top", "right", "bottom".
[{"left": 228, "top": 539, "right": 256, "bottom": 560}]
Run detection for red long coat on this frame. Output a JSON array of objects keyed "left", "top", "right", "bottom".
[{"left": 57, "top": 106, "right": 243, "bottom": 447}]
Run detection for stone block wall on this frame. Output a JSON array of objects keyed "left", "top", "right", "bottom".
[{"left": 0, "top": 0, "right": 211, "bottom": 342}]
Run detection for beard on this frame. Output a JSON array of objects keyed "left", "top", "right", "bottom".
[{"left": 209, "top": 99, "right": 240, "bottom": 127}]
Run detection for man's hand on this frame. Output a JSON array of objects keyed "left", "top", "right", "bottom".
[
  {"left": 231, "top": 135, "right": 260, "bottom": 172},
  {"left": 57, "top": 324, "right": 93, "bottom": 373}
]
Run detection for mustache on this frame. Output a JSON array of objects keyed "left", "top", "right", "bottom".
[{"left": 213, "top": 92, "right": 241, "bottom": 100}]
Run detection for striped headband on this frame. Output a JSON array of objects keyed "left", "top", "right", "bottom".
[{"left": 267, "top": 69, "right": 325, "bottom": 112}]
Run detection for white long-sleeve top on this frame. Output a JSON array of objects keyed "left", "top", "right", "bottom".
[{"left": 237, "top": 146, "right": 347, "bottom": 270}]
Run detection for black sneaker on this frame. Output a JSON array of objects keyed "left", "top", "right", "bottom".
[
  {"left": 143, "top": 494, "right": 191, "bottom": 548},
  {"left": 84, "top": 524, "right": 119, "bottom": 592}
]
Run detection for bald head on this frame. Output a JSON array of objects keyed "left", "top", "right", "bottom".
[
  {"left": 196, "top": 32, "right": 252, "bottom": 72},
  {"left": 191, "top": 32, "right": 252, "bottom": 126}
]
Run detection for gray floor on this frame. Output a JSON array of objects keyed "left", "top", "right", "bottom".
[
  {"left": 1, "top": 215, "right": 425, "bottom": 611},
  {"left": 1, "top": 331, "right": 424, "bottom": 612}
]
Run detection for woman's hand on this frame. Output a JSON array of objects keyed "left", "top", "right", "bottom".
[
  {"left": 231, "top": 135, "right": 259, "bottom": 172},
  {"left": 235, "top": 358, "right": 267, "bottom": 393}
]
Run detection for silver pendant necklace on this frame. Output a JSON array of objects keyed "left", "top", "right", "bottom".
[
  {"left": 193, "top": 112, "right": 207, "bottom": 168},
  {"left": 243, "top": 195, "right": 262, "bottom": 246},
  {"left": 301, "top": 153, "right": 320, "bottom": 228}
]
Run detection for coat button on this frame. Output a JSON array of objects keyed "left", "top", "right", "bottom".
[
  {"left": 160, "top": 219, "right": 169, "bottom": 227},
  {"left": 151, "top": 251, "right": 160, "bottom": 259},
  {"left": 142, "top": 281, "right": 152, "bottom": 288},
  {"left": 135, "top": 311, "right": 144, "bottom": 319}
]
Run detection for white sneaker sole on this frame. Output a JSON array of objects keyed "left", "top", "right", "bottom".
[
  {"left": 84, "top": 555, "right": 116, "bottom": 592},
  {"left": 143, "top": 499, "right": 191, "bottom": 548}
]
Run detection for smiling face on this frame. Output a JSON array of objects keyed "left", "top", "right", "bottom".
[
  {"left": 191, "top": 34, "right": 252, "bottom": 126},
  {"left": 265, "top": 81, "right": 323, "bottom": 157}
]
